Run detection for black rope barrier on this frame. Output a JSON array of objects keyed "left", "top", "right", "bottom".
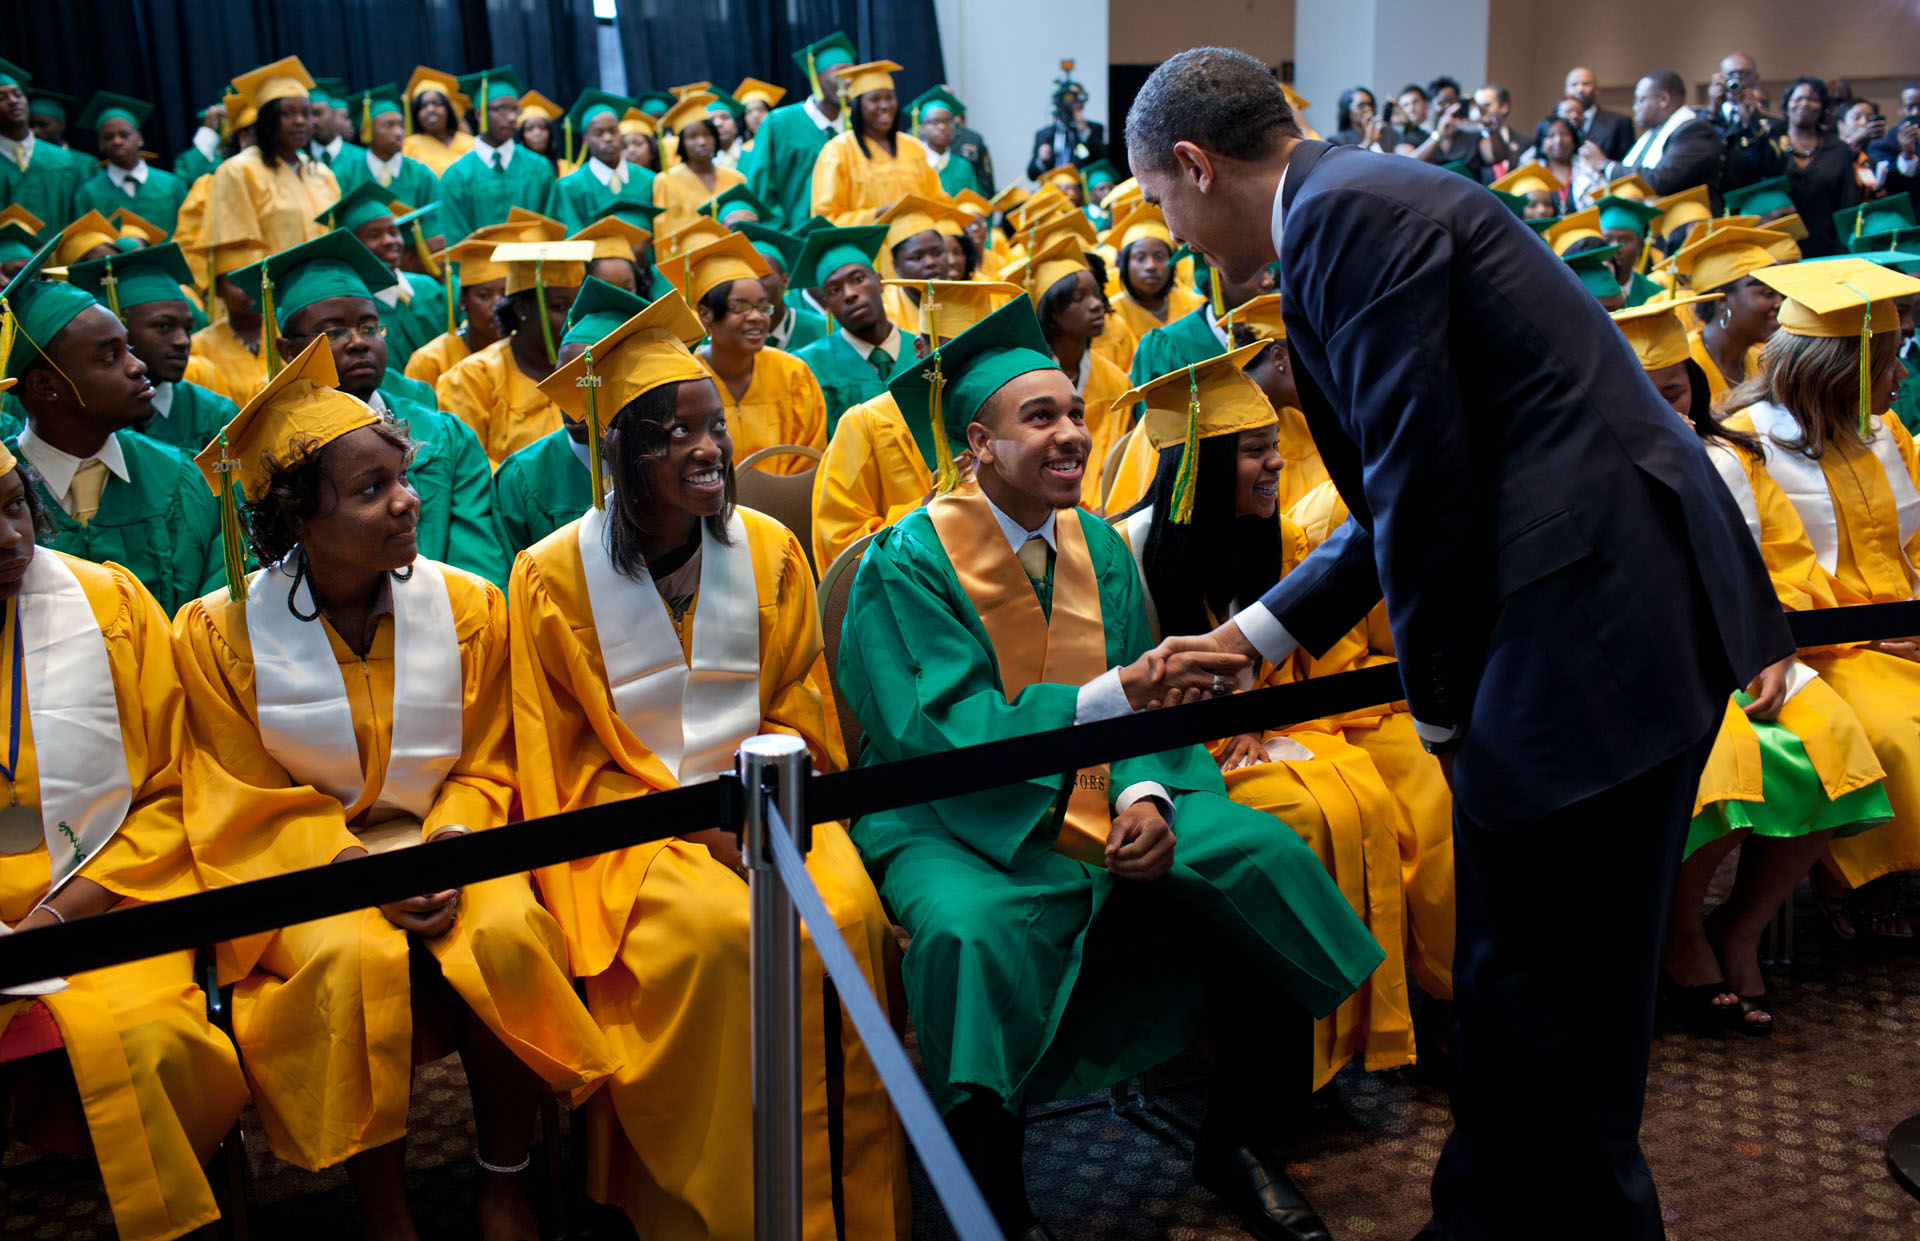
[{"left": 1, "top": 598, "right": 1915, "bottom": 989}]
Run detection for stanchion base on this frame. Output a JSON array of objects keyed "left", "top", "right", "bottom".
[{"left": 1887, "top": 1113, "right": 1920, "bottom": 1199}]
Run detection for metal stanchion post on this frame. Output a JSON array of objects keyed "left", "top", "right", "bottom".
[{"left": 738, "top": 734, "right": 811, "bottom": 1241}]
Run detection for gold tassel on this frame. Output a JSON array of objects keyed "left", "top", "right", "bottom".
[
  {"left": 923, "top": 284, "right": 959, "bottom": 495},
  {"left": 260, "top": 270, "right": 281, "bottom": 377},
  {"left": 214, "top": 431, "right": 250, "bottom": 602},
  {"left": 1859, "top": 305, "right": 1873, "bottom": 437},
  {"left": 411, "top": 222, "right": 439, "bottom": 277},
  {"left": 1168, "top": 364, "right": 1201, "bottom": 524},
  {"left": 1209, "top": 265, "right": 1224, "bottom": 318},
  {"left": 360, "top": 96, "right": 372, "bottom": 145},
  {"left": 564, "top": 117, "right": 574, "bottom": 167},
  {"left": 807, "top": 52, "right": 822, "bottom": 103},
  {"left": 101, "top": 256, "right": 120, "bottom": 318},
  {"left": 0, "top": 299, "right": 15, "bottom": 375},
  {"left": 582, "top": 345, "right": 606, "bottom": 508},
  {"left": 535, "top": 262, "right": 557, "bottom": 365},
  {"left": 444, "top": 263, "right": 457, "bottom": 337}
]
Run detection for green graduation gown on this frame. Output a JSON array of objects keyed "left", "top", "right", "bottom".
[
  {"left": 546, "top": 161, "right": 659, "bottom": 234},
  {"left": 378, "top": 387, "right": 511, "bottom": 586},
  {"left": 10, "top": 429, "right": 224, "bottom": 616},
  {"left": 331, "top": 152, "right": 441, "bottom": 214},
  {"left": 934, "top": 152, "right": 979, "bottom": 199},
  {"left": 1128, "top": 304, "right": 1227, "bottom": 389},
  {"left": 1, "top": 139, "right": 83, "bottom": 237},
  {"left": 130, "top": 379, "right": 234, "bottom": 457},
  {"left": 793, "top": 330, "right": 890, "bottom": 437},
  {"left": 768, "top": 304, "right": 827, "bottom": 353},
  {"left": 173, "top": 143, "right": 221, "bottom": 185},
  {"left": 313, "top": 139, "right": 368, "bottom": 172},
  {"left": 382, "top": 367, "right": 437, "bottom": 408},
  {"left": 71, "top": 162, "right": 191, "bottom": 236},
  {"left": 1894, "top": 348, "right": 1920, "bottom": 436},
  {"left": 838, "top": 505, "right": 1383, "bottom": 1113},
  {"left": 377, "top": 272, "right": 450, "bottom": 371},
  {"left": 738, "top": 102, "right": 836, "bottom": 231},
  {"left": 489, "top": 426, "right": 590, "bottom": 561},
  {"left": 433, "top": 145, "right": 557, "bottom": 250}
]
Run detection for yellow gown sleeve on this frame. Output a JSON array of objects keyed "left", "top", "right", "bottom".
[
  {"left": 435, "top": 353, "right": 506, "bottom": 465},
  {"left": 809, "top": 401, "right": 932, "bottom": 569},
  {"left": 810, "top": 135, "right": 866, "bottom": 225},
  {"left": 1889, "top": 415, "right": 1920, "bottom": 580},
  {"left": 754, "top": 520, "right": 847, "bottom": 772},
  {"left": 421, "top": 571, "right": 516, "bottom": 840},
  {"left": 784, "top": 350, "right": 829, "bottom": 456},
  {"left": 899, "top": 134, "right": 946, "bottom": 201},
  {"left": 1081, "top": 354, "right": 1134, "bottom": 509}
]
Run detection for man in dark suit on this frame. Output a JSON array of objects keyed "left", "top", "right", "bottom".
[
  {"left": 1126, "top": 47, "right": 1793, "bottom": 1241},
  {"left": 1867, "top": 82, "right": 1920, "bottom": 198},
  {"left": 1586, "top": 69, "right": 1728, "bottom": 207},
  {"left": 1535, "top": 66, "right": 1633, "bottom": 162},
  {"left": 1026, "top": 80, "right": 1107, "bottom": 182},
  {"left": 1705, "top": 53, "right": 1790, "bottom": 193}
]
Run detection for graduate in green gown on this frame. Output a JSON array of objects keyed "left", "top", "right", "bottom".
[
  {"left": 66, "top": 242, "right": 234, "bottom": 456},
  {"left": 0, "top": 59, "right": 83, "bottom": 236},
  {"left": 2, "top": 240, "right": 224, "bottom": 614},
  {"left": 905, "top": 86, "right": 980, "bottom": 200},
  {"left": 837, "top": 297, "right": 1382, "bottom": 1238},
  {"left": 173, "top": 103, "right": 225, "bottom": 184},
  {"left": 434, "top": 68, "right": 557, "bottom": 247},
  {"left": 1591, "top": 195, "right": 1668, "bottom": 308},
  {"left": 70, "top": 93, "right": 190, "bottom": 237},
  {"left": 790, "top": 225, "right": 899, "bottom": 435},
  {"left": 738, "top": 33, "right": 855, "bottom": 230},
  {"left": 306, "top": 81, "right": 367, "bottom": 172},
  {"left": 487, "top": 277, "right": 644, "bottom": 559},
  {"left": 332, "top": 85, "right": 441, "bottom": 208},
  {"left": 315, "top": 183, "right": 447, "bottom": 368},
  {"left": 740, "top": 221, "right": 828, "bottom": 352},
  {"left": 229, "top": 230, "right": 510, "bottom": 585},
  {"left": 1128, "top": 259, "right": 1276, "bottom": 389},
  {"left": 547, "top": 89, "right": 656, "bottom": 234}
]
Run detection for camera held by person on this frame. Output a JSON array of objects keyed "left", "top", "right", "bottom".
[{"left": 1028, "top": 58, "right": 1107, "bottom": 181}]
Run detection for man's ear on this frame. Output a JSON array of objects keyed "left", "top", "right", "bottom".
[
  {"left": 20, "top": 364, "right": 61, "bottom": 408},
  {"left": 1172, "top": 140, "right": 1215, "bottom": 191},
  {"left": 965, "top": 418, "right": 993, "bottom": 461}
]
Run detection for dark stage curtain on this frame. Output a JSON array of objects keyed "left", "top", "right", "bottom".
[
  {"left": 611, "top": 0, "right": 945, "bottom": 108},
  {"left": 1, "top": 0, "right": 599, "bottom": 164}
]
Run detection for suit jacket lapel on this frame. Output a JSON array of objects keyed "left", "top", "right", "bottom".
[{"left": 1281, "top": 139, "right": 1332, "bottom": 214}]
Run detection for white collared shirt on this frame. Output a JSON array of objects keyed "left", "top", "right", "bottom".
[
  {"left": 1204, "top": 305, "right": 1233, "bottom": 351},
  {"left": 585, "top": 154, "right": 639, "bottom": 188},
  {"left": 978, "top": 487, "right": 1173, "bottom": 815},
  {"left": 367, "top": 148, "right": 405, "bottom": 183},
  {"left": 766, "top": 308, "right": 796, "bottom": 351},
  {"left": 0, "top": 132, "right": 35, "bottom": 168},
  {"left": 18, "top": 425, "right": 130, "bottom": 516},
  {"left": 567, "top": 430, "right": 592, "bottom": 471},
  {"left": 1270, "top": 161, "right": 1290, "bottom": 257},
  {"left": 926, "top": 145, "right": 948, "bottom": 171},
  {"left": 313, "top": 135, "right": 343, "bottom": 162},
  {"left": 803, "top": 96, "right": 845, "bottom": 135},
  {"left": 149, "top": 381, "right": 175, "bottom": 419},
  {"left": 473, "top": 134, "right": 517, "bottom": 170},
  {"left": 106, "top": 160, "right": 149, "bottom": 193},
  {"left": 839, "top": 322, "right": 902, "bottom": 364}
]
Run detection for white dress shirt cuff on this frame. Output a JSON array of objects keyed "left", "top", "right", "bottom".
[
  {"left": 1900, "top": 154, "right": 1919, "bottom": 178},
  {"left": 1115, "top": 782, "right": 1173, "bottom": 825},
  {"left": 1412, "top": 718, "right": 1464, "bottom": 746},
  {"left": 1231, "top": 602, "right": 1300, "bottom": 665},
  {"left": 1075, "top": 666, "right": 1130, "bottom": 723}
]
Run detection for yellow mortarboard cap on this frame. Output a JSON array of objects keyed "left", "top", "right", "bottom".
[
  {"left": 1606, "top": 174, "right": 1657, "bottom": 201},
  {"left": 1007, "top": 186, "right": 1070, "bottom": 230},
  {"left": 221, "top": 89, "right": 256, "bottom": 135},
  {"left": 231, "top": 56, "right": 314, "bottom": 111},
  {"left": 1672, "top": 226, "right": 1786, "bottom": 292},
  {"left": 1043, "top": 164, "right": 1085, "bottom": 195},
  {"left": 735, "top": 77, "right": 787, "bottom": 108},
  {"left": 442, "top": 224, "right": 531, "bottom": 284},
  {"left": 669, "top": 81, "right": 712, "bottom": 99},
  {"left": 1651, "top": 186, "right": 1712, "bottom": 239},
  {"left": 0, "top": 205, "right": 44, "bottom": 236},
  {"left": 538, "top": 295, "right": 710, "bottom": 430},
  {"left": 196, "top": 333, "right": 379, "bottom": 502},
  {"left": 1609, "top": 293, "right": 1722, "bottom": 371},
  {"left": 1122, "top": 340, "right": 1276, "bottom": 452},
  {"left": 655, "top": 215, "right": 733, "bottom": 264},
  {"left": 53, "top": 211, "right": 122, "bottom": 268},
  {"left": 951, "top": 188, "right": 994, "bottom": 219},
  {"left": 1101, "top": 177, "right": 1142, "bottom": 213},
  {"left": 882, "top": 278, "right": 1022, "bottom": 343},
  {"left": 1761, "top": 212, "right": 1809, "bottom": 243},
  {"left": 405, "top": 66, "right": 470, "bottom": 114},
  {"left": 1544, "top": 207, "right": 1605, "bottom": 256},
  {"left": 989, "top": 184, "right": 1030, "bottom": 216},
  {"left": 517, "top": 90, "right": 563, "bottom": 124},
  {"left": 660, "top": 91, "right": 719, "bottom": 134},
  {"left": 658, "top": 232, "right": 772, "bottom": 305},
  {"left": 1003, "top": 232, "right": 1091, "bottom": 304},
  {"left": 111, "top": 208, "right": 168, "bottom": 247},
  {"left": 1753, "top": 258, "right": 1920, "bottom": 338},
  {"left": 1102, "top": 202, "right": 1173, "bottom": 252},
  {"left": 491, "top": 240, "right": 593, "bottom": 296},
  {"left": 840, "top": 61, "right": 902, "bottom": 99},
  {"left": 617, "top": 107, "right": 656, "bottom": 137},
  {"left": 877, "top": 195, "right": 971, "bottom": 252},
  {"left": 569, "top": 215, "right": 652, "bottom": 262},
  {"left": 1490, "top": 165, "right": 1564, "bottom": 199},
  {"left": 1279, "top": 83, "right": 1319, "bottom": 140},
  {"left": 1027, "top": 207, "right": 1099, "bottom": 250},
  {"left": 1232, "top": 293, "right": 1286, "bottom": 341}
]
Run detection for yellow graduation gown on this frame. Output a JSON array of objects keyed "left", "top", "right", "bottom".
[
  {"left": 1117, "top": 515, "right": 1414, "bottom": 1087},
  {"left": 184, "top": 322, "right": 268, "bottom": 407},
  {"left": 402, "top": 130, "right": 474, "bottom": 179},
  {"left": 1090, "top": 312, "right": 1139, "bottom": 378},
  {"left": 1076, "top": 348, "right": 1133, "bottom": 510},
  {"left": 651, "top": 161, "right": 746, "bottom": 239},
  {"left": 174, "top": 173, "right": 213, "bottom": 292},
  {"left": 1687, "top": 330, "right": 1764, "bottom": 409},
  {"left": 1726, "top": 409, "right": 1920, "bottom": 886},
  {"left": 810, "top": 130, "right": 945, "bottom": 225},
  {"left": 709, "top": 346, "right": 828, "bottom": 474},
  {"left": 1289, "top": 480, "right": 1455, "bottom": 1000},
  {"left": 435, "top": 337, "right": 564, "bottom": 470},
  {"left": 204, "top": 147, "right": 338, "bottom": 266},
  {"left": 0, "top": 555, "right": 247, "bottom": 1241},
  {"left": 809, "top": 392, "right": 931, "bottom": 570},
  {"left": 508, "top": 508, "right": 908, "bottom": 1241},
  {"left": 879, "top": 282, "right": 920, "bottom": 336},
  {"left": 174, "top": 563, "right": 615, "bottom": 1172},
  {"left": 402, "top": 329, "right": 473, "bottom": 390},
  {"left": 1111, "top": 285, "right": 1206, "bottom": 350}
]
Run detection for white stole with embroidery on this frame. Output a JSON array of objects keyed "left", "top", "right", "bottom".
[
  {"left": 1749, "top": 400, "right": 1920, "bottom": 591},
  {"left": 20, "top": 554, "right": 133, "bottom": 902},
  {"left": 577, "top": 506, "right": 763, "bottom": 784},
  {"left": 246, "top": 556, "right": 464, "bottom": 818}
]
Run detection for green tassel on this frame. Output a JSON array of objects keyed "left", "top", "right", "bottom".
[
  {"left": 583, "top": 345, "right": 606, "bottom": 509},
  {"left": 215, "top": 431, "right": 250, "bottom": 602},
  {"left": 1168, "top": 364, "right": 1201, "bottom": 524}
]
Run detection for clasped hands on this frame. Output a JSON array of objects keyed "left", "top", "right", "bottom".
[{"left": 1118, "top": 620, "right": 1259, "bottom": 711}]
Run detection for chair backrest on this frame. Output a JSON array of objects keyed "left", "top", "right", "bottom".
[
  {"left": 734, "top": 444, "right": 825, "bottom": 574},
  {"left": 1099, "top": 423, "right": 1136, "bottom": 515},
  {"left": 817, "top": 530, "right": 879, "bottom": 760}
]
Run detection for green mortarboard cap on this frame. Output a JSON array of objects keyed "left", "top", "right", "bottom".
[
  {"left": 77, "top": 90, "right": 151, "bottom": 132},
  {"left": 1816, "top": 245, "right": 1920, "bottom": 275},
  {"left": 562, "top": 276, "right": 653, "bottom": 345},
  {"left": 457, "top": 66, "right": 526, "bottom": 107},
  {"left": 66, "top": 242, "right": 195, "bottom": 311},
  {"left": 633, "top": 91, "right": 676, "bottom": 117},
  {"left": 888, "top": 293, "right": 1057, "bottom": 469},
  {"left": 1439, "top": 160, "right": 1476, "bottom": 179},
  {"left": 2, "top": 238, "right": 103, "bottom": 378},
  {"left": 312, "top": 77, "right": 348, "bottom": 103},
  {"left": 591, "top": 201, "right": 666, "bottom": 233},
  {"left": 704, "top": 89, "right": 746, "bottom": 119},
  {"left": 907, "top": 86, "right": 966, "bottom": 124},
  {"left": 0, "top": 222, "right": 40, "bottom": 264},
  {"left": 27, "top": 89, "right": 75, "bottom": 121},
  {"left": 393, "top": 201, "right": 439, "bottom": 231},
  {"left": 790, "top": 224, "right": 887, "bottom": 290},
  {"left": 699, "top": 184, "right": 772, "bottom": 226},
  {"left": 350, "top": 84, "right": 404, "bottom": 121},
  {"left": 1491, "top": 189, "right": 1528, "bottom": 217},
  {"left": 1080, "top": 159, "right": 1120, "bottom": 191},
  {"left": 1525, "top": 215, "right": 1559, "bottom": 238},
  {"left": 794, "top": 33, "right": 858, "bottom": 76},
  {"left": 231, "top": 230, "right": 397, "bottom": 330},
  {"left": 792, "top": 215, "right": 830, "bottom": 237},
  {"left": 1563, "top": 243, "right": 1623, "bottom": 298},
  {"left": 1594, "top": 195, "right": 1664, "bottom": 237},
  {"left": 0, "top": 59, "right": 31, "bottom": 90},
  {"left": 315, "top": 181, "right": 400, "bottom": 232},
  {"left": 1836, "top": 194, "right": 1915, "bottom": 243},
  {"left": 1721, "top": 176, "right": 1796, "bottom": 220},
  {"left": 567, "top": 88, "right": 630, "bottom": 134},
  {"left": 738, "top": 222, "right": 802, "bottom": 272}
]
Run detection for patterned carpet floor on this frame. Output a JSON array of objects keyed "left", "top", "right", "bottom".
[{"left": 8, "top": 878, "right": 1920, "bottom": 1240}]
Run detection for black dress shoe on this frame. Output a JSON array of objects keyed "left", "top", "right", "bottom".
[{"left": 1193, "top": 1133, "right": 1333, "bottom": 1241}]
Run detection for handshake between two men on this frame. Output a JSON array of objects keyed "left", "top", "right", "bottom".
[{"left": 1117, "top": 619, "right": 1261, "bottom": 712}]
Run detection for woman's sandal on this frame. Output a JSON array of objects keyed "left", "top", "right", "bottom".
[
  {"left": 1813, "top": 888, "right": 1857, "bottom": 942},
  {"left": 1728, "top": 992, "right": 1776, "bottom": 1036},
  {"left": 1661, "top": 976, "right": 1741, "bottom": 1035}
]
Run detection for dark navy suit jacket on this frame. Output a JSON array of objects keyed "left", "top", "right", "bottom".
[{"left": 1257, "top": 141, "right": 1794, "bottom": 828}]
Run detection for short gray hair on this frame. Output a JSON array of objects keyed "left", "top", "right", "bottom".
[{"left": 1126, "top": 47, "right": 1299, "bottom": 173}]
